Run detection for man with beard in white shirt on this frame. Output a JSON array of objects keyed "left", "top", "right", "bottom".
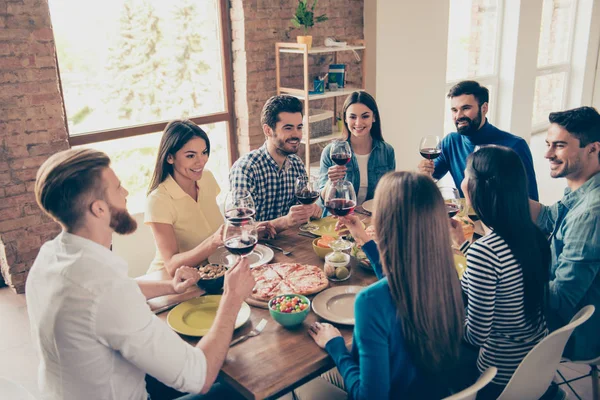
[{"left": 26, "top": 148, "right": 254, "bottom": 400}]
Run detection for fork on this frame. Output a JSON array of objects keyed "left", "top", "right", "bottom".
[
  {"left": 230, "top": 319, "right": 268, "bottom": 346},
  {"left": 261, "top": 242, "right": 293, "bottom": 256}
]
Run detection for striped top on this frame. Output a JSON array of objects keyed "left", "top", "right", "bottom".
[{"left": 460, "top": 232, "right": 547, "bottom": 385}]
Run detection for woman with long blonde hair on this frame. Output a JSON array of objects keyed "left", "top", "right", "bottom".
[{"left": 303, "top": 172, "right": 467, "bottom": 399}]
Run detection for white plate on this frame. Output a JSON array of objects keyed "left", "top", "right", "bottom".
[
  {"left": 208, "top": 244, "right": 274, "bottom": 269},
  {"left": 312, "top": 285, "right": 364, "bottom": 325},
  {"left": 362, "top": 199, "right": 374, "bottom": 213}
]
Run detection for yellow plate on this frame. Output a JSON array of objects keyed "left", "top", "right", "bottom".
[
  {"left": 454, "top": 254, "right": 467, "bottom": 280},
  {"left": 310, "top": 216, "right": 366, "bottom": 238},
  {"left": 167, "top": 296, "right": 251, "bottom": 337}
]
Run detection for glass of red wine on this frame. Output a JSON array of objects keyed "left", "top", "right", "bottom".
[
  {"left": 324, "top": 180, "right": 357, "bottom": 248},
  {"left": 330, "top": 140, "right": 352, "bottom": 172},
  {"left": 224, "top": 189, "right": 256, "bottom": 224},
  {"left": 223, "top": 217, "right": 258, "bottom": 260},
  {"left": 296, "top": 175, "right": 320, "bottom": 232},
  {"left": 419, "top": 135, "right": 442, "bottom": 161},
  {"left": 439, "top": 187, "right": 463, "bottom": 218}
]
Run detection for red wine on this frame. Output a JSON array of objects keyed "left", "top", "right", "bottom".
[
  {"left": 297, "top": 190, "right": 319, "bottom": 205},
  {"left": 224, "top": 236, "right": 257, "bottom": 256},
  {"left": 331, "top": 153, "right": 351, "bottom": 166},
  {"left": 225, "top": 207, "right": 255, "bottom": 223},
  {"left": 420, "top": 148, "right": 442, "bottom": 160},
  {"left": 326, "top": 199, "right": 356, "bottom": 216},
  {"left": 446, "top": 203, "right": 460, "bottom": 218}
]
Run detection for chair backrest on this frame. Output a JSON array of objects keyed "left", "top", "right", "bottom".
[
  {"left": 443, "top": 367, "right": 497, "bottom": 400},
  {"left": 0, "top": 377, "right": 37, "bottom": 400},
  {"left": 497, "top": 305, "right": 595, "bottom": 400}
]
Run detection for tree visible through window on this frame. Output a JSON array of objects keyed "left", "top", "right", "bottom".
[{"left": 49, "top": 0, "right": 233, "bottom": 213}]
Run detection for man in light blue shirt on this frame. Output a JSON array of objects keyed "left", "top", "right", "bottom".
[{"left": 531, "top": 106, "right": 600, "bottom": 360}]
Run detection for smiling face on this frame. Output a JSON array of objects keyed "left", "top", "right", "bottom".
[
  {"left": 545, "top": 123, "right": 587, "bottom": 180},
  {"left": 450, "top": 94, "right": 488, "bottom": 135},
  {"left": 265, "top": 111, "right": 303, "bottom": 156},
  {"left": 345, "top": 103, "right": 375, "bottom": 139},
  {"left": 167, "top": 136, "right": 209, "bottom": 183}
]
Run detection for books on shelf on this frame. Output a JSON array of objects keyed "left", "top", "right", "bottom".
[{"left": 328, "top": 64, "right": 345, "bottom": 89}]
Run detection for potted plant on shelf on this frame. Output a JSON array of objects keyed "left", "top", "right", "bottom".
[{"left": 290, "top": 0, "right": 328, "bottom": 50}]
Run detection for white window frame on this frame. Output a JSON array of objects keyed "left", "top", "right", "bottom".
[
  {"left": 531, "top": 0, "right": 579, "bottom": 134},
  {"left": 445, "top": 0, "right": 504, "bottom": 129}
]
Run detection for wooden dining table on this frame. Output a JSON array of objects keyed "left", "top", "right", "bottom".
[{"left": 138, "top": 215, "right": 377, "bottom": 400}]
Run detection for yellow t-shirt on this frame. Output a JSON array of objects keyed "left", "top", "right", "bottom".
[{"left": 145, "top": 171, "right": 222, "bottom": 272}]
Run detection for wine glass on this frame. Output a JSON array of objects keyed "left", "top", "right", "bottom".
[
  {"left": 329, "top": 140, "right": 352, "bottom": 168},
  {"left": 323, "top": 180, "right": 357, "bottom": 248},
  {"left": 223, "top": 217, "right": 258, "bottom": 260},
  {"left": 439, "top": 187, "right": 463, "bottom": 218},
  {"left": 419, "top": 135, "right": 442, "bottom": 160},
  {"left": 296, "top": 175, "right": 320, "bottom": 232},
  {"left": 224, "top": 189, "right": 256, "bottom": 224}
]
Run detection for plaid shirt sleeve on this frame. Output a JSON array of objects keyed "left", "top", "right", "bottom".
[{"left": 229, "top": 160, "right": 255, "bottom": 195}]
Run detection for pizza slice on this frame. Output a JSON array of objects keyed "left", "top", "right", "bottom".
[
  {"left": 251, "top": 265, "right": 282, "bottom": 301},
  {"left": 270, "top": 262, "right": 303, "bottom": 279},
  {"left": 286, "top": 268, "right": 328, "bottom": 296},
  {"left": 267, "top": 279, "right": 296, "bottom": 299}
]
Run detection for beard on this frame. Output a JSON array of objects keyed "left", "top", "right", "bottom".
[
  {"left": 549, "top": 156, "right": 583, "bottom": 179},
  {"left": 456, "top": 108, "right": 483, "bottom": 136},
  {"left": 109, "top": 204, "right": 137, "bottom": 235},
  {"left": 272, "top": 131, "right": 300, "bottom": 156}
]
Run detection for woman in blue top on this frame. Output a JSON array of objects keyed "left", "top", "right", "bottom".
[
  {"left": 304, "top": 172, "right": 467, "bottom": 399},
  {"left": 319, "top": 91, "right": 395, "bottom": 205}
]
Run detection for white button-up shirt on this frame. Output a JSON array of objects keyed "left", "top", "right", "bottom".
[{"left": 26, "top": 232, "right": 207, "bottom": 400}]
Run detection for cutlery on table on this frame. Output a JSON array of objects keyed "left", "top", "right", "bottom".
[
  {"left": 298, "top": 232, "right": 319, "bottom": 239},
  {"left": 152, "top": 302, "right": 180, "bottom": 315},
  {"left": 261, "top": 241, "right": 293, "bottom": 256},
  {"left": 230, "top": 319, "right": 268, "bottom": 347}
]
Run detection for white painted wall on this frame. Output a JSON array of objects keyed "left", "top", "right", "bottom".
[
  {"left": 364, "top": 1, "right": 377, "bottom": 95},
  {"left": 112, "top": 213, "right": 156, "bottom": 278},
  {"left": 374, "top": 0, "right": 450, "bottom": 171}
]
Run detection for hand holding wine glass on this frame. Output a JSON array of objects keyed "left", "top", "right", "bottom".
[
  {"left": 418, "top": 135, "right": 441, "bottom": 176},
  {"left": 296, "top": 175, "right": 320, "bottom": 232},
  {"left": 329, "top": 140, "right": 352, "bottom": 182},
  {"left": 324, "top": 180, "right": 357, "bottom": 249},
  {"left": 223, "top": 217, "right": 258, "bottom": 260}
]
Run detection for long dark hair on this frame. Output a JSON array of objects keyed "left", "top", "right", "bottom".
[
  {"left": 374, "top": 172, "right": 464, "bottom": 375},
  {"left": 147, "top": 120, "right": 210, "bottom": 195},
  {"left": 465, "top": 146, "right": 550, "bottom": 320},
  {"left": 342, "top": 91, "right": 384, "bottom": 141}
]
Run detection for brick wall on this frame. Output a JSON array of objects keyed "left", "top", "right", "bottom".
[
  {"left": 230, "top": 0, "right": 365, "bottom": 161},
  {"left": 0, "top": 0, "right": 364, "bottom": 292},
  {"left": 0, "top": 0, "right": 69, "bottom": 293}
]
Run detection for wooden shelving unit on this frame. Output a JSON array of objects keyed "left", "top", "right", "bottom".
[{"left": 275, "top": 42, "right": 366, "bottom": 167}]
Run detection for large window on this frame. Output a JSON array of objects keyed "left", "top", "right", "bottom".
[
  {"left": 49, "top": 0, "right": 235, "bottom": 212},
  {"left": 531, "top": 0, "right": 577, "bottom": 131},
  {"left": 444, "top": 0, "right": 502, "bottom": 135}
]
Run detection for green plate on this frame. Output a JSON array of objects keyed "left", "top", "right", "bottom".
[
  {"left": 310, "top": 216, "right": 366, "bottom": 238},
  {"left": 167, "top": 295, "right": 251, "bottom": 337}
]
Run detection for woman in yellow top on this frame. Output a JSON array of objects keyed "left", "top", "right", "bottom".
[{"left": 145, "top": 120, "right": 224, "bottom": 275}]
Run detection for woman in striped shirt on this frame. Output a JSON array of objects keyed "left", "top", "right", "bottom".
[{"left": 450, "top": 146, "right": 551, "bottom": 399}]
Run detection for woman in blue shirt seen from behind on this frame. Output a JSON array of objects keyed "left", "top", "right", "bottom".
[
  {"left": 305, "top": 172, "right": 467, "bottom": 399},
  {"left": 318, "top": 91, "right": 395, "bottom": 206}
]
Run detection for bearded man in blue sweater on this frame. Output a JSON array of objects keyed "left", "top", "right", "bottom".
[{"left": 419, "top": 80, "right": 539, "bottom": 200}]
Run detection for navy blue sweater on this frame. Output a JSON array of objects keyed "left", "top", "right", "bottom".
[{"left": 433, "top": 120, "right": 539, "bottom": 200}]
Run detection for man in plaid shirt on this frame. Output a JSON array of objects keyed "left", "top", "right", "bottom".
[{"left": 230, "top": 95, "right": 322, "bottom": 231}]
